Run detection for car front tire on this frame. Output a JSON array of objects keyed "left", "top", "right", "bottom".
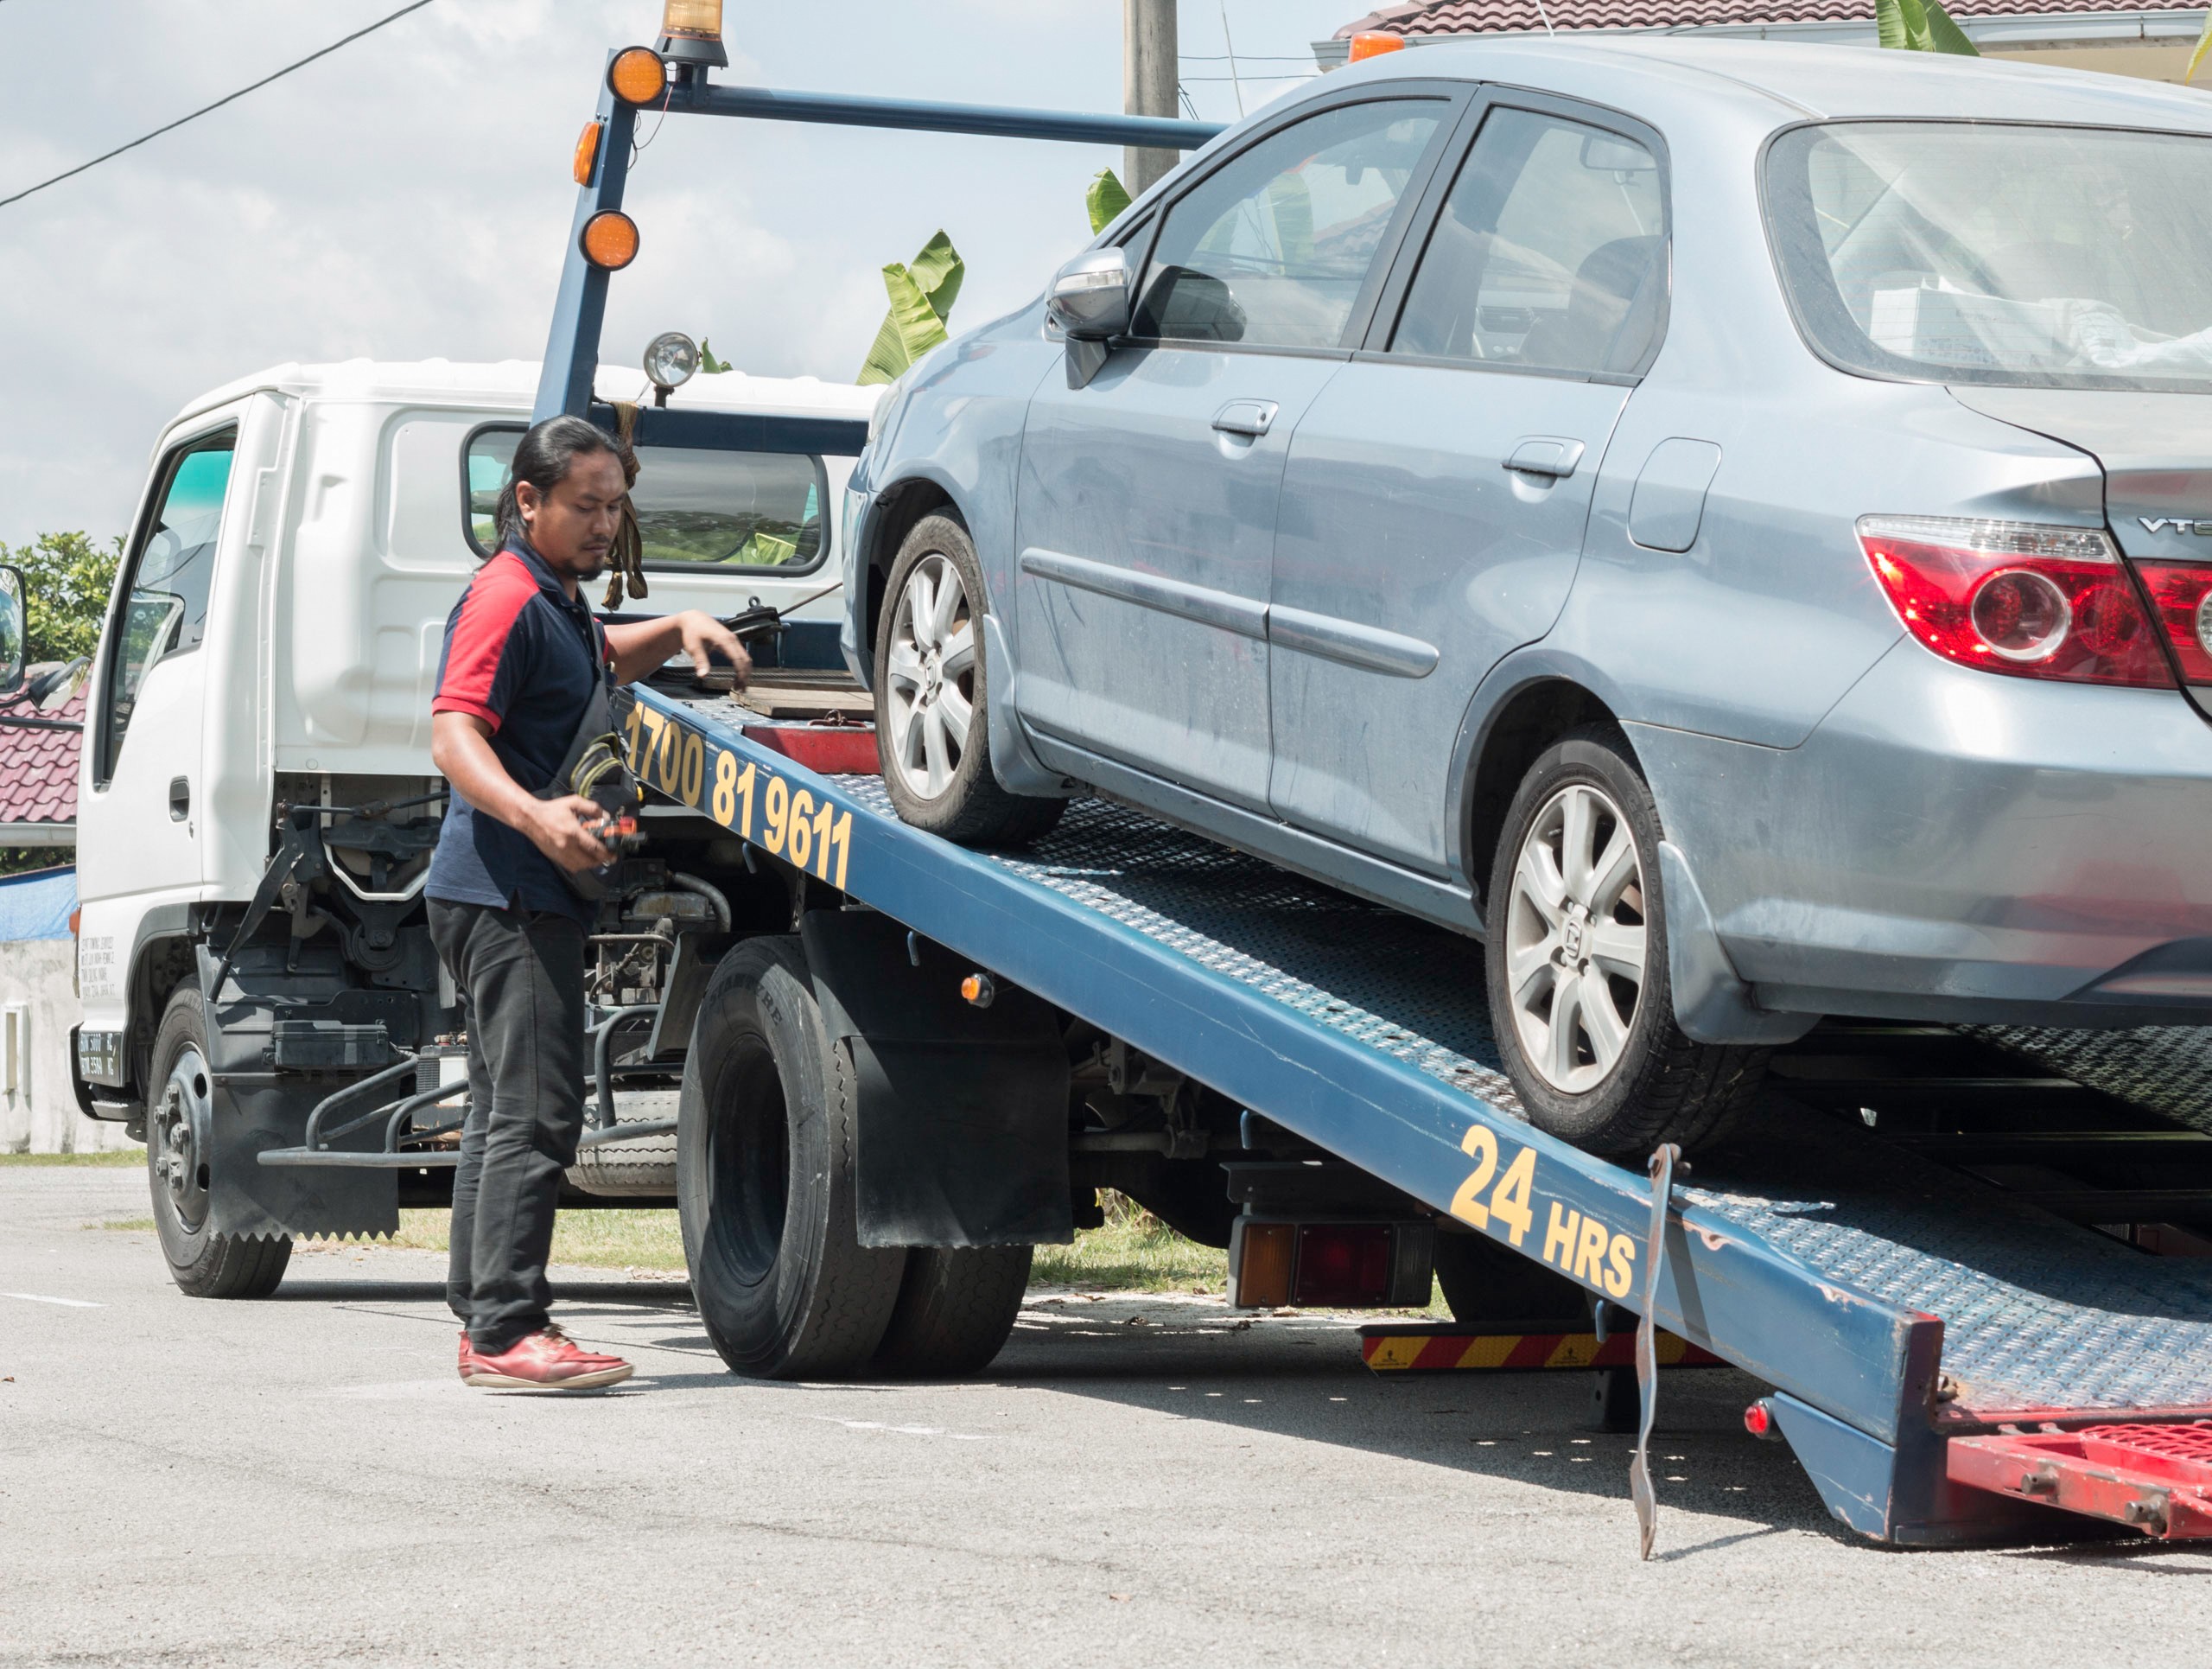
[
  {"left": 1484, "top": 726, "right": 1768, "bottom": 1156},
  {"left": 874, "top": 513, "right": 1065, "bottom": 848}
]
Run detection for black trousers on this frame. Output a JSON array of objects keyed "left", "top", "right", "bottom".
[{"left": 427, "top": 901, "right": 587, "bottom": 1354}]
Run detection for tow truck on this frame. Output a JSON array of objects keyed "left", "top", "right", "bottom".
[{"left": 61, "top": 4, "right": 2212, "bottom": 1552}]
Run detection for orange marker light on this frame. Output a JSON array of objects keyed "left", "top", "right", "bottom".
[
  {"left": 1348, "top": 31, "right": 1408, "bottom": 62},
  {"left": 581, "top": 211, "right": 640, "bottom": 271},
  {"left": 572, "top": 119, "right": 603, "bottom": 187},
  {"left": 607, "top": 45, "right": 668, "bottom": 105},
  {"left": 1234, "top": 1222, "right": 1294, "bottom": 1309}
]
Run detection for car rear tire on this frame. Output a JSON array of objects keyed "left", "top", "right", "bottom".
[
  {"left": 869, "top": 1245, "right": 1033, "bottom": 1377},
  {"left": 677, "top": 937, "right": 909, "bottom": 1379},
  {"left": 874, "top": 513, "right": 1065, "bottom": 848},
  {"left": 147, "top": 987, "right": 291, "bottom": 1299},
  {"left": 1484, "top": 727, "right": 1769, "bottom": 1157}
]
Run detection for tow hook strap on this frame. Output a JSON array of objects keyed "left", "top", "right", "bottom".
[{"left": 1631, "top": 1142, "right": 1684, "bottom": 1561}]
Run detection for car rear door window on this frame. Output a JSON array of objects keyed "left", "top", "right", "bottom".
[
  {"left": 465, "top": 426, "right": 828, "bottom": 573},
  {"left": 1132, "top": 100, "right": 1446, "bottom": 351},
  {"left": 1392, "top": 109, "right": 1666, "bottom": 376},
  {"left": 99, "top": 428, "right": 235, "bottom": 780}
]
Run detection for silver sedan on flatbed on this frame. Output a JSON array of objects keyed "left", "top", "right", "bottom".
[{"left": 842, "top": 39, "right": 2212, "bottom": 1155}]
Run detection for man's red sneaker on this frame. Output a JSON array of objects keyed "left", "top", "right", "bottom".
[
  {"left": 463, "top": 1325, "right": 633, "bottom": 1392},
  {"left": 457, "top": 1331, "right": 480, "bottom": 1384}
]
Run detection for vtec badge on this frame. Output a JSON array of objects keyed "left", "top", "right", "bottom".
[{"left": 2139, "top": 517, "right": 2212, "bottom": 535}]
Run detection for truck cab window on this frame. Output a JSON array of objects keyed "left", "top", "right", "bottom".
[
  {"left": 98, "top": 429, "right": 235, "bottom": 780},
  {"left": 466, "top": 427, "right": 829, "bottom": 573}
]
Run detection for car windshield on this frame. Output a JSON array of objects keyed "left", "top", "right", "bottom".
[{"left": 1767, "top": 121, "right": 2212, "bottom": 392}]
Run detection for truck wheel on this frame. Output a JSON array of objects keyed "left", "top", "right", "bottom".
[
  {"left": 1484, "top": 727, "right": 1769, "bottom": 1157},
  {"left": 874, "top": 513, "right": 1065, "bottom": 848},
  {"left": 146, "top": 987, "right": 290, "bottom": 1299},
  {"left": 871, "top": 1245, "right": 1033, "bottom": 1378},
  {"left": 677, "top": 937, "right": 907, "bottom": 1379},
  {"left": 1433, "top": 1230, "right": 1587, "bottom": 1328}
]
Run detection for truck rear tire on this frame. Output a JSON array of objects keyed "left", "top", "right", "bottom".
[
  {"left": 146, "top": 987, "right": 291, "bottom": 1299},
  {"left": 870, "top": 1245, "right": 1033, "bottom": 1377},
  {"left": 677, "top": 937, "right": 907, "bottom": 1379},
  {"left": 874, "top": 514, "right": 1065, "bottom": 848}
]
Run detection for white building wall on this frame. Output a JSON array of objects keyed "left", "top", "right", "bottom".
[{"left": 0, "top": 939, "right": 131, "bottom": 1154}]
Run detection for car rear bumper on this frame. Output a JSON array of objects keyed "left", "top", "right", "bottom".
[{"left": 1630, "top": 641, "right": 2212, "bottom": 1027}]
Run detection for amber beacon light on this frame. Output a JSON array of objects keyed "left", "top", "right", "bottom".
[
  {"left": 571, "top": 119, "right": 603, "bottom": 187},
  {"left": 1347, "top": 31, "right": 1408, "bottom": 61},
  {"left": 607, "top": 46, "right": 668, "bottom": 105},
  {"left": 582, "top": 211, "right": 641, "bottom": 271},
  {"left": 659, "top": 0, "right": 728, "bottom": 68}
]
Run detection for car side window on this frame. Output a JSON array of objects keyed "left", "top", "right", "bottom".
[
  {"left": 1132, "top": 99, "right": 1446, "bottom": 352},
  {"left": 1392, "top": 109, "right": 1666, "bottom": 375},
  {"left": 98, "top": 428, "right": 237, "bottom": 780}
]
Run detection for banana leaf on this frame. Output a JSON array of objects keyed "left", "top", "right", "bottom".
[
  {"left": 1088, "top": 169, "right": 1133, "bottom": 235},
  {"left": 2190, "top": 13, "right": 2212, "bottom": 81},
  {"left": 857, "top": 231, "right": 966, "bottom": 386},
  {"left": 1876, "top": 0, "right": 1980, "bottom": 55}
]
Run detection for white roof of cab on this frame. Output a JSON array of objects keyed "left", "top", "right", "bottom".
[
  {"left": 167, "top": 357, "right": 883, "bottom": 434},
  {"left": 1353, "top": 35, "right": 2212, "bottom": 131}
]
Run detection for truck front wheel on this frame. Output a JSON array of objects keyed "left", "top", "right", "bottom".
[
  {"left": 677, "top": 938, "right": 908, "bottom": 1379},
  {"left": 146, "top": 987, "right": 291, "bottom": 1299}
]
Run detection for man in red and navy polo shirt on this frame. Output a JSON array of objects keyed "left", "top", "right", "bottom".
[{"left": 427, "top": 414, "right": 746, "bottom": 1392}]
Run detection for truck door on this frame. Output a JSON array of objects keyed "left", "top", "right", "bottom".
[
  {"left": 80, "top": 418, "right": 243, "bottom": 918},
  {"left": 1267, "top": 101, "right": 1666, "bottom": 877},
  {"left": 1014, "top": 93, "right": 1456, "bottom": 812}
]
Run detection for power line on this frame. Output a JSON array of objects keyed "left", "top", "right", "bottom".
[{"left": 0, "top": 0, "right": 438, "bottom": 212}]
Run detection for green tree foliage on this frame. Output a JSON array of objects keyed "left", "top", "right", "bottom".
[
  {"left": 1087, "top": 168, "right": 1133, "bottom": 236},
  {"left": 1876, "top": 0, "right": 1980, "bottom": 54},
  {"left": 0, "top": 531, "right": 119, "bottom": 666},
  {"left": 857, "top": 231, "right": 966, "bottom": 386}
]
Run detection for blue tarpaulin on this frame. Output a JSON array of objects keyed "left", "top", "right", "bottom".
[{"left": 0, "top": 867, "right": 75, "bottom": 941}]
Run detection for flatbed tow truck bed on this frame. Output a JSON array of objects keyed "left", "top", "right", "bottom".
[{"left": 628, "top": 683, "right": 2212, "bottom": 1549}]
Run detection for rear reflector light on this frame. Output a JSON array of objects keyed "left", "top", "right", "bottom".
[
  {"left": 1294, "top": 1224, "right": 1394, "bottom": 1307},
  {"left": 1232, "top": 1221, "right": 1294, "bottom": 1309},
  {"left": 2132, "top": 562, "right": 2212, "bottom": 685},
  {"left": 1857, "top": 515, "right": 2172, "bottom": 688}
]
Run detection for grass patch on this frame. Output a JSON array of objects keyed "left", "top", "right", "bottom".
[
  {"left": 2, "top": 1150, "right": 142, "bottom": 1167},
  {"left": 311, "top": 1193, "right": 1445, "bottom": 1313},
  {"left": 1033, "top": 1194, "right": 1229, "bottom": 1294}
]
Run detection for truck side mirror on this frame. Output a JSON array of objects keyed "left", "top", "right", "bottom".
[{"left": 0, "top": 566, "right": 25, "bottom": 698}]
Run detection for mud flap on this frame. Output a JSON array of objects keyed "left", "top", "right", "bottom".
[{"left": 801, "top": 910, "right": 1072, "bottom": 1248}]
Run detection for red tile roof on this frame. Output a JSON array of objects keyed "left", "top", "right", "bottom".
[
  {"left": 0, "top": 690, "right": 84, "bottom": 828},
  {"left": 1339, "top": 0, "right": 2192, "bottom": 33}
]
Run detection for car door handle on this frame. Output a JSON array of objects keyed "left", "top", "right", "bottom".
[
  {"left": 1211, "top": 400, "right": 1279, "bottom": 439},
  {"left": 168, "top": 777, "right": 190, "bottom": 822},
  {"left": 1503, "top": 437, "right": 1587, "bottom": 480}
]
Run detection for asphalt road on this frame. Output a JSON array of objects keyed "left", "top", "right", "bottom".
[{"left": 4, "top": 1165, "right": 2209, "bottom": 1669}]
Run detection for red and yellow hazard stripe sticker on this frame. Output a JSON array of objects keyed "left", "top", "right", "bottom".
[{"left": 1359, "top": 1330, "right": 1721, "bottom": 1373}]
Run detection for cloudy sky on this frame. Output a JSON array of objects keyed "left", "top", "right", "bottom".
[{"left": 0, "top": 0, "right": 1369, "bottom": 550}]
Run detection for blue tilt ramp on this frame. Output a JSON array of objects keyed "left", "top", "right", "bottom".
[{"left": 631, "top": 688, "right": 2212, "bottom": 1545}]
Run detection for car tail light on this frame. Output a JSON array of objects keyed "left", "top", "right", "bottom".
[
  {"left": 2131, "top": 563, "right": 2212, "bottom": 685},
  {"left": 1857, "top": 516, "right": 2173, "bottom": 689}
]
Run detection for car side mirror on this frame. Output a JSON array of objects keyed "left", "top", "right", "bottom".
[
  {"left": 0, "top": 566, "right": 24, "bottom": 697},
  {"left": 1048, "top": 248, "right": 1134, "bottom": 342}
]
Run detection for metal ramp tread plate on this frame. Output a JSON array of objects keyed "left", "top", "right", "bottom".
[{"left": 634, "top": 690, "right": 2212, "bottom": 1525}]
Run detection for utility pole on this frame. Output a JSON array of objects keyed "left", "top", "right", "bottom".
[{"left": 1123, "top": 0, "right": 1179, "bottom": 194}]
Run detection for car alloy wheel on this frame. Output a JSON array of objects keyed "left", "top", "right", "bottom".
[
  {"left": 1503, "top": 781, "right": 1649, "bottom": 1095},
  {"left": 883, "top": 551, "right": 977, "bottom": 802}
]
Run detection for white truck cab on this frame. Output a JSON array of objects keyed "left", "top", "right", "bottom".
[{"left": 70, "top": 357, "right": 877, "bottom": 1288}]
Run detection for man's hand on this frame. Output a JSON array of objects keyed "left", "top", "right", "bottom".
[
  {"left": 676, "top": 610, "right": 751, "bottom": 680},
  {"left": 605, "top": 609, "right": 753, "bottom": 685},
  {"left": 525, "top": 795, "right": 619, "bottom": 874}
]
